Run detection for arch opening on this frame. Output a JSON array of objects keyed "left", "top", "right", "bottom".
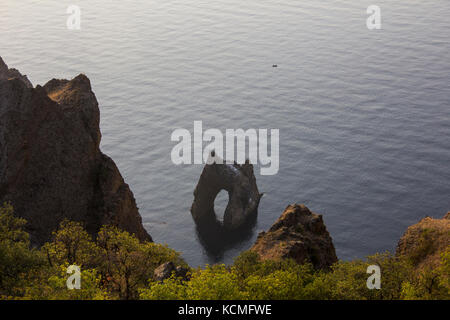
[{"left": 214, "top": 189, "right": 229, "bottom": 223}]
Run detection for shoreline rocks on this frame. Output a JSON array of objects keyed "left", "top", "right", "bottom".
[
  {"left": 251, "top": 204, "right": 338, "bottom": 269},
  {"left": 154, "top": 262, "right": 190, "bottom": 282},
  {"left": 396, "top": 212, "right": 450, "bottom": 271},
  {"left": 0, "top": 57, "right": 151, "bottom": 245},
  {"left": 2, "top": 57, "right": 447, "bottom": 272},
  {"left": 0, "top": 57, "right": 33, "bottom": 88}
]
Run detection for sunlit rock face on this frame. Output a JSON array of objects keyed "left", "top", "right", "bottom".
[
  {"left": 251, "top": 204, "right": 338, "bottom": 270},
  {"left": 0, "top": 57, "right": 151, "bottom": 245},
  {"left": 0, "top": 57, "right": 33, "bottom": 88},
  {"left": 396, "top": 212, "right": 450, "bottom": 271}
]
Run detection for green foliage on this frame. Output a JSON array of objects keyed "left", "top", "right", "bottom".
[
  {"left": 139, "top": 277, "right": 187, "bottom": 300},
  {"left": 400, "top": 248, "right": 450, "bottom": 300},
  {"left": 244, "top": 266, "right": 314, "bottom": 299},
  {"left": 0, "top": 203, "right": 44, "bottom": 297},
  {"left": 317, "top": 252, "right": 414, "bottom": 300},
  {"left": 0, "top": 203, "right": 29, "bottom": 243},
  {"left": 440, "top": 248, "right": 450, "bottom": 291},
  {"left": 233, "top": 254, "right": 320, "bottom": 299},
  {"left": 408, "top": 229, "right": 436, "bottom": 266},
  {"left": 0, "top": 203, "right": 184, "bottom": 300},
  {"left": 141, "top": 264, "right": 244, "bottom": 300},
  {"left": 185, "top": 265, "right": 244, "bottom": 299},
  {"left": 97, "top": 225, "right": 185, "bottom": 300},
  {"left": 1, "top": 203, "right": 449, "bottom": 300},
  {"left": 22, "top": 264, "right": 109, "bottom": 300},
  {"left": 233, "top": 250, "right": 261, "bottom": 281},
  {"left": 41, "top": 220, "right": 99, "bottom": 267},
  {"left": 140, "top": 250, "right": 450, "bottom": 300}
]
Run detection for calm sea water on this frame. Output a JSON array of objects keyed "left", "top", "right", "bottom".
[{"left": 1, "top": 0, "right": 449, "bottom": 266}]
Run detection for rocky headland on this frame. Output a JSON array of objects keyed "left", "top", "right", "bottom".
[
  {"left": 0, "top": 57, "right": 151, "bottom": 245},
  {"left": 1, "top": 57, "right": 448, "bottom": 274},
  {"left": 396, "top": 212, "right": 450, "bottom": 271}
]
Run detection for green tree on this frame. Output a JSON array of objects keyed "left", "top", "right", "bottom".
[
  {"left": 22, "top": 264, "right": 109, "bottom": 300},
  {"left": 97, "top": 225, "right": 185, "bottom": 300},
  {"left": 185, "top": 265, "right": 244, "bottom": 300},
  {"left": 0, "top": 203, "right": 44, "bottom": 297},
  {"left": 401, "top": 248, "right": 450, "bottom": 300},
  {"left": 41, "top": 220, "right": 99, "bottom": 267},
  {"left": 139, "top": 277, "right": 187, "bottom": 300}
]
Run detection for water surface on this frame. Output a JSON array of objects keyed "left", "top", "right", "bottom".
[{"left": 1, "top": 0, "right": 449, "bottom": 266}]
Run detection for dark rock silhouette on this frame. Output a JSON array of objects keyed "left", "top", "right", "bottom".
[
  {"left": 0, "top": 57, "right": 151, "bottom": 245},
  {"left": 0, "top": 57, "right": 33, "bottom": 88},
  {"left": 190, "top": 153, "right": 262, "bottom": 257},
  {"left": 191, "top": 153, "right": 262, "bottom": 230},
  {"left": 251, "top": 204, "right": 338, "bottom": 269}
]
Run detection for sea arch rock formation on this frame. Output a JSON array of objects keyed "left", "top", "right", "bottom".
[{"left": 191, "top": 152, "right": 263, "bottom": 230}]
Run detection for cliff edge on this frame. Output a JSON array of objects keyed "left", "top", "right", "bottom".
[
  {"left": 396, "top": 212, "right": 449, "bottom": 271},
  {"left": 0, "top": 57, "right": 152, "bottom": 244}
]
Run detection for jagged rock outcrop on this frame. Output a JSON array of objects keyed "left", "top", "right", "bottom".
[
  {"left": 154, "top": 262, "right": 190, "bottom": 282},
  {"left": 0, "top": 57, "right": 33, "bottom": 88},
  {"left": 396, "top": 212, "right": 450, "bottom": 270},
  {"left": 191, "top": 152, "right": 262, "bottom": 230},
  {"left": 0, "top": 57, "right": 151, "bottom": 245},
  {"left": 251, "top": 204, "right": 337, "bottom": 269}
]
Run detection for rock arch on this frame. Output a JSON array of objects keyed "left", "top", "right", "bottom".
[{"left": 191, "top": 153, "right": 262, "bottom": 230}]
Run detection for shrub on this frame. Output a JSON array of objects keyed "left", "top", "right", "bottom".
[
  {"left": 97, "top": 225, "right": 185, "bottom": 299},
  {"left": 0, "top": 203, "right": 44, "bottom": 297}
]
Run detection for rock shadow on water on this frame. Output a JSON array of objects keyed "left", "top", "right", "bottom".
[
  {"left": 194, "top": 209, "right": 258, "bottom": 260},
  {"left": 190, "top": 151, "right": 263, "bottom": 259}
]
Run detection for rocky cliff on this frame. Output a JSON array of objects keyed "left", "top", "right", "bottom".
[
  {"left": 396, "top": 212, "right": 449, "bottom": 270},
  {"left": 0, "top": 57, "right": 33, "bottom": 88},
  {"left": 0, "top": 57, "right": 151, "bottom": 244},
  {"left": 251, "top": 204, "right": 338, "bottom": 269}
]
